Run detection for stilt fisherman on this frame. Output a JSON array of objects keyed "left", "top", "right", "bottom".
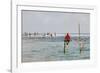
[{"left": 64, "top": 33, "right": 71, "bottom": 53}]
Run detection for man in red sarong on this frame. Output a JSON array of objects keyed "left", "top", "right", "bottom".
[
  {"left": 64, "top": 33, "right": 71, "bottom": 45},
  {"left": 64, "top": 33, "right": 71, "bottom": 53}
]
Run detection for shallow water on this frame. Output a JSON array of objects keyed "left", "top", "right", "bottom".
[{"left": 22, "top": 36, "right": 90, "bottom": 62}]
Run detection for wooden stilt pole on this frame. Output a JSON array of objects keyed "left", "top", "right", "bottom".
[
  {"left": 78, "top": 23, "right": 81, "bottom": 53},
  {"left": 64, "top": 41, "right": 66, "bottom": 54},
  {"left": 79, "top": 23, "right": 80, "bottom": 42}
]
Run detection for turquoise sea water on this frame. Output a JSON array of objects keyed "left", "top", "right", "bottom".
[{"left": 22, "top": 34, "right": 90, "bottom": 62}]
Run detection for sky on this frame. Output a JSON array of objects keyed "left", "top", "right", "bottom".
[{"left": 22, "top": 10, "right": 90, "bottom": 33}]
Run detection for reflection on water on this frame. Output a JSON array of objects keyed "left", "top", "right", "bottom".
[{"left": 22, "top": 36, "right": 90, "bottom": 62}]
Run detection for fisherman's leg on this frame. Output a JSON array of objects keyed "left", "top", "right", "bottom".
[
  {"left": 64, "top": 40, "right": 67, "bottom": 53},
  {"left": 66, "top": 40, "right": 70, "bottom": 48},
  {"left": 64, "top": 40, "right": 67, "bottom": 47},
  {"left": 66, "top": 43, "right": 68, "bottom": 49}
]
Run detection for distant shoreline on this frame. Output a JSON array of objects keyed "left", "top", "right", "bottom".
[
  {"left": 22, "top": 33, "right": 90, "bottom": 37},
  {"left": 22, "top": 35, "right": 90, "bottom": 41}
]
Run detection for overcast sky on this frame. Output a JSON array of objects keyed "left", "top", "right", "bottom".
[{"left": 22, "top": 10, "right": 90, "bottom": 33}]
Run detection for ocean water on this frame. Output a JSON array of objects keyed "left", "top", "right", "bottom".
[{"left": 22, "top": 35, "right": 90, "bottom": 62}]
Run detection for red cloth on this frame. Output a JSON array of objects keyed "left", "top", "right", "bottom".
[{"left": 64, "top": 33, "right": 70, "bottom": 41}]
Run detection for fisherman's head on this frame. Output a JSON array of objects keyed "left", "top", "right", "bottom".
[{"left": 67, "top": 33, "right": 69, "bottom": 35}]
